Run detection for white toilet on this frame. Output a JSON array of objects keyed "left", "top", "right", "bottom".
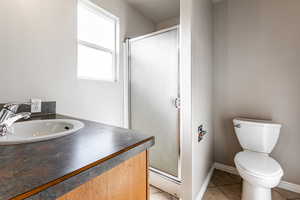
[{"left": 233, "top": 118, "right": 283, "bottom": 200}]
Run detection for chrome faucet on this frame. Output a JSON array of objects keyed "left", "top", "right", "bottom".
[{"left": 0, "top": 103, "right": 31, "bottom": 136}]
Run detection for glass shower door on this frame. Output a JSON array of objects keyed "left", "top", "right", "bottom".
[{"left": 129, "top": 28, "right": 180, "bottom": 178}]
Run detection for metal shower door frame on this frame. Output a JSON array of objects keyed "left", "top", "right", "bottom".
[{"left": 123, "top": 26, "right": 182, "bottom": 183}]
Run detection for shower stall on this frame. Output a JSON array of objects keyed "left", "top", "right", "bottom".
[{"left": 124, "top": 26, "right": 181, "bottom": 195}]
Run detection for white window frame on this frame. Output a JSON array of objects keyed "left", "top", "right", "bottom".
[{"left": 77, "top": 0, "right": 120, "bottom": 82}]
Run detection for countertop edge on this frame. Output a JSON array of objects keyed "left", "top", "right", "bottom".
[{"left": 13, "top": 137, "right": 154, "bottom": 200}]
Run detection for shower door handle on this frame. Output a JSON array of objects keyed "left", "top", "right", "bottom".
[{"left": 174, "top": 97, "right": 180, "bottom": 109}]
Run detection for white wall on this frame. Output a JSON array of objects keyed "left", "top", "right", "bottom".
[
  {"left": 180, "top": 0, "right": 213, "bottom": 199},
  {"left": 180, "top": 0, "right": 193, "bottom": 198},
  {"left": 213, "top": 0, "right": 300, "bottom": 185},
  {"left": 191, "top": 0, "right": 214, "bottom": 199},
  {"left": 0, "top": 0, "right": 155, "bottom": 126}
]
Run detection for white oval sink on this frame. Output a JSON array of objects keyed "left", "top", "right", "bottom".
[{"left": 0, "top": 119, "right": 84, "bottom": 145}]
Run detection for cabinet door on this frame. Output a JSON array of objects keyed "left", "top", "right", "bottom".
[{"left": 58, "top": 152, "right": 148, "bottom": 200}]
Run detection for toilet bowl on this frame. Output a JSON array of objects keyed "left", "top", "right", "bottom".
[
  {"left": 233, "top": 118, "right": 283, "bottom": 200},
  {"left": 235, "top": 151, "right": 283, "bottom": 200}
]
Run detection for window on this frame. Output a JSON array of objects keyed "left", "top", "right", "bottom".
[{"left": 77, "top": 1, "right": 119, "bottom": 81}]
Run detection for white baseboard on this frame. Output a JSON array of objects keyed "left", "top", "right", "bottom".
[
  {"left": 195, "top": 165, "right": 215, "bottom": 200},
  {"left": 214, "top": 162, "right": 300, "bottom": 194},
  {"left": 278, "top": 180, "right": 300, "bottom": 194},
  {"left": 213, "top": 162, "right": 239, "bottom": 175}
]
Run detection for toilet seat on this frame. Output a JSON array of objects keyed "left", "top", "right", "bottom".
[
  {"left": 235, "top": 151, "right": 283, "bottom": 189},
  {"left": 235, "top": 151, "right": 283, "bottom": 179}
]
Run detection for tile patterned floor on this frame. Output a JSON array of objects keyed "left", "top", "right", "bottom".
[
  {"left": 150, "top": 169, "right": 300, "bottom": 200},
  {"left": 203, "top": 170, "right": 300, "bottom": 200}
]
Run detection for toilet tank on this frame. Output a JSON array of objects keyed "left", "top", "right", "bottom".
[{"left": 233, "top": 118, "right": 282, "bottom": 154}]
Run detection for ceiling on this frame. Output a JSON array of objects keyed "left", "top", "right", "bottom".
[{"left": 126, "top": 0, "right": 180, "bottom": 24}]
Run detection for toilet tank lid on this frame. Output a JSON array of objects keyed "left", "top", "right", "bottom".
[{"left": 233, "top": 118, "right": 282, "bottom": 128}]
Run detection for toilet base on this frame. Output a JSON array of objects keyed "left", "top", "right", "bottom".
[{"left": 242, "top": 180, "right": 271, "bottom": 200}]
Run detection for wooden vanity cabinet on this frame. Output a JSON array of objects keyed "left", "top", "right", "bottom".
[{"left": 57, "top": 151, "right": 149, "bottom": 200}]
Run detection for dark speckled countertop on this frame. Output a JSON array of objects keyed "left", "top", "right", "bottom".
[{"left": 0, "top": 114, "right": 154, "bottom": 200}]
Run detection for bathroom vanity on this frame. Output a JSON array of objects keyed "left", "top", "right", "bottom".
[{"left": 0, "top": 114, "right": 154, "bottom": 200}]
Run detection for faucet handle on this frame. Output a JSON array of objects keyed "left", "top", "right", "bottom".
[
  {"left": 0, "top": 124, "right": 8, "bottom": 136},
  {"left": 4, "top": 102, "right": 31, "bottom": 113}
]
